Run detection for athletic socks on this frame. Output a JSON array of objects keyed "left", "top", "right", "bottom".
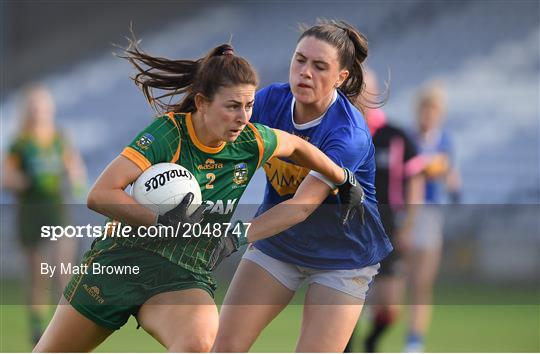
[{"left": 405, "top": 332, "right": 425, "bottom": 353}]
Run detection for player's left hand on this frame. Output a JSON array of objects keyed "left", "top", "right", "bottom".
[
  {"left": 207, "top": 220, "right": 248, "bottom": 271},
  {"left": 337, "top": 168, "right": 365, "bottom": 225}
]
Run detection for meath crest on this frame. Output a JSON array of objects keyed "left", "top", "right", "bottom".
[
  {"left": 233, "top": 162, "right": 248, "bottom": 185},
  {"left": 136, "top": 133, "right": 155, "bottom": 150}
]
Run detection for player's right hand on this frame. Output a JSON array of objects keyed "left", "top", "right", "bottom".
[{"left": 156, "top": 192, "right": 206, "bottom": 229}]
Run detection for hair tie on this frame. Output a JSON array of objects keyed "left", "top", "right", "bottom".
[{"left": 222, "top": 49, "right": 234, "bottom": 56}]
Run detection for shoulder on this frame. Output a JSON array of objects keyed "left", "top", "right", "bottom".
[
  {"left": 253, "top": 83, "right": 293, "bottom": 125},
  {"left": 236, "top": 122, "right": 275, "bottom": 144},
  {"left": 256, "top": 83, "right": 292, "bottom": 106},
  {"left": 234, "top": 123, "right": 278, "bottom": 152},
  {"left": 146, "top": 112, "right": 183, "bottom": 137},
  {"left": 258, "top": 82, "right": 291, "bottom": 97},
  {"left": 131, "top": 112, "right": 183, "bottom": 151},
  {"left": 8, "top": 136, "right": 28, "bottom": 153},
  {"left": 330, "top": 91, "right": 369, "bottom": 129},
  {"left": 326, "top": 92, "right": 371, "bottom": 144}
]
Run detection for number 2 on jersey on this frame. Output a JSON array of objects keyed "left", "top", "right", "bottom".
[{"left": 206, "top": 173, "right": 216, "bottom": 189}]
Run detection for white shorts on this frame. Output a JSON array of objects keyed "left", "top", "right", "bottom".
[
  {"left": 411, "top": 205, "right": 444, "bottom": 250},
  {"left": 242, "top": 245, "right": 380, "bottom": 300}
]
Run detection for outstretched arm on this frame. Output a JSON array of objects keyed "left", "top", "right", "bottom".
[
  {"left": 246, "top": 175, "right": 330, "bottom": 243},
  {"left": 272, "top": 129, "right": 345, "bottom": 185}
]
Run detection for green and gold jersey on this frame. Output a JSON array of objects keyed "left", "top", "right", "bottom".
[
  {"left": 116, "top": 112, "right": 279, "bottom": 274},
  {"left": 8, "top": 134, "right": 65, "bottom": 203}
]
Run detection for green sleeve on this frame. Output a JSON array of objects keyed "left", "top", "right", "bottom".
[
  {"left": 121, "top": 115, "right": 180, "bottom": 170},
  {"left": 252, "top": 123, "right": 278, "bottom": 166}
]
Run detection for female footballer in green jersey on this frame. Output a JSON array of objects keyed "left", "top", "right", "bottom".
[
  {"left": 34, "top": 42, "right": 364, "bottom": 352},
  {"left": 3, "top": 85, "right": 87, "bottom": 344}
]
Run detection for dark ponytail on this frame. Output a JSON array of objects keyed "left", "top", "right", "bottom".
[
  {"left": 119, "top": 37, "right": 258, "bottom": 114},
  {"left": 299, "top": 20, "right": 386, "bottom": 112}
]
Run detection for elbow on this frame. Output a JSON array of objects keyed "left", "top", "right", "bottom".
[
  {"left": 86, "top": 187, "right": 100, "bottom": 212},
  {"left": 295, "top": 203, "right": 317, "bottom": 224}
]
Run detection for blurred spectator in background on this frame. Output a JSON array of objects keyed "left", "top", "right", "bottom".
[
  {"left": 2, "top": 84, "right": 87, "bottom": 344},
  {"left": 345, "top": 69, "right": 425, "bottom": 353},
  {"left": 404, "top": 82, "right": 460, "bottom": 352}
]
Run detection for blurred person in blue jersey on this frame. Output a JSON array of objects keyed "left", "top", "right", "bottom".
[
  {"left": 213, "top": 20, "right": 392, "bottom": 353},
  {"left": 404, "top": 82, "right": 461, "bottom": 353},
  {"left": 345, "top": 69, "right": 425, "bottom": 352},
  {"left": 2, "top": 84, "right": 87, "bottom": 344}
]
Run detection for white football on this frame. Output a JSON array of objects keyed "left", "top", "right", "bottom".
[{"left": 131, "top": 163, "right": 202, "bottom": 216}]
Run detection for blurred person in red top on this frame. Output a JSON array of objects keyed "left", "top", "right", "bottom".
[{"left": 345, "top": 69, "right": 425, "bottom": 352}]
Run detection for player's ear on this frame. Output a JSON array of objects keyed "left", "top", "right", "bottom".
[
  {"left": 336, "top": 69, "right": 350, "bottom": 88},
  {"left": 194, "top": 93, "right": 209, "bottom": 114}
]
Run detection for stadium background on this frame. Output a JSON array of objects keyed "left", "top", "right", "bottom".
[{"left": 1, "top": 0, "right": 538, "bottom": 352}]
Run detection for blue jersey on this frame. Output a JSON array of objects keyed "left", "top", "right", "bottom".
[
  {"left": 251, "top": 83, "right": 392, "bottom": 269},
  {"left": 413, "top": 129, "right": 454, "bottom": 203}
]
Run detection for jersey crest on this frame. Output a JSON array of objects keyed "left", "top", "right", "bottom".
[
  {"left": 136, "top": 133, "right": 154, "bottom": 150},
  {"left": 233, "top": 162, "right": 249, "bottom": 185}
]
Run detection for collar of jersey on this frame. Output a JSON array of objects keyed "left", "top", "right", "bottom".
[
  {"left": 186, "top": 112, "right": 226, "bottom": 154},
  {"left": 290, "top": 90, "right": 338, "bottom": 130}
]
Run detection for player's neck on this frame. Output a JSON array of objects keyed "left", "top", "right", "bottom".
[
  {"left": 31, "top": 127, "right": 55, "bottom": 146},
  {"left": 420, "top": 127, "right": 439, "bottom": 142},
  {"left": 191, "top": 112, "right": 223, "bottom": 148},
  {"left": 293, "top": 92, "right": 334, "bottom": 124}
]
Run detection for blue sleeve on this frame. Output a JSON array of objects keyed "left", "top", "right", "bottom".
[
  {"left": 320, "top": 127, "right": 372, "bottom": 172},
  {"left": 440, "top": 131, "right": 455, "bottom": 165},
  {"left": 251, "top": 86, "right": 272, "bottom": 125}
]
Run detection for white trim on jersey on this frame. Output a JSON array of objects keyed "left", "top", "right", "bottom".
[{"left": 290, "top": 90, "right": 338, "bottom": 130}]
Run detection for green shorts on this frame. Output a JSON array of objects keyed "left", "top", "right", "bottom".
[
  {"left": 18, "top": 203, "right": 65, "bottom": 249},
  {"left": 63, "top": 238, "right": 216, "bottom": 330}
]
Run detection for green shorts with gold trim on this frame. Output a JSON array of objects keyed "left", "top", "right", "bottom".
[{"left": 63, "top": 238, "right": 216, "bottom": 330}]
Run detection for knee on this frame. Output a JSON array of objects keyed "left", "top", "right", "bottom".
[{"left": 169, "top": 334, "right": 214, "bottom": 353}]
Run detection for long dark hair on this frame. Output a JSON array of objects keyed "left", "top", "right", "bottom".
[
  {"left": 298, "top": 20, "right": 387, "bottom": 112},
  {"left": 119, "top": 37, "right": 259, "bottom": 113}
]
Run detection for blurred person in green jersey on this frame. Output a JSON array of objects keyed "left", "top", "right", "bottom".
[
  {"left": 2, "top": 84, "right": 87, "bottom": 344},
  {"left": 34, "top": 39, "right": 365, "bottom": 352}
]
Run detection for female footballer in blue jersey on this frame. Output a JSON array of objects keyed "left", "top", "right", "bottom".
[{"left": 213, "top": 20, "right": 392, "bottom": 352}]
